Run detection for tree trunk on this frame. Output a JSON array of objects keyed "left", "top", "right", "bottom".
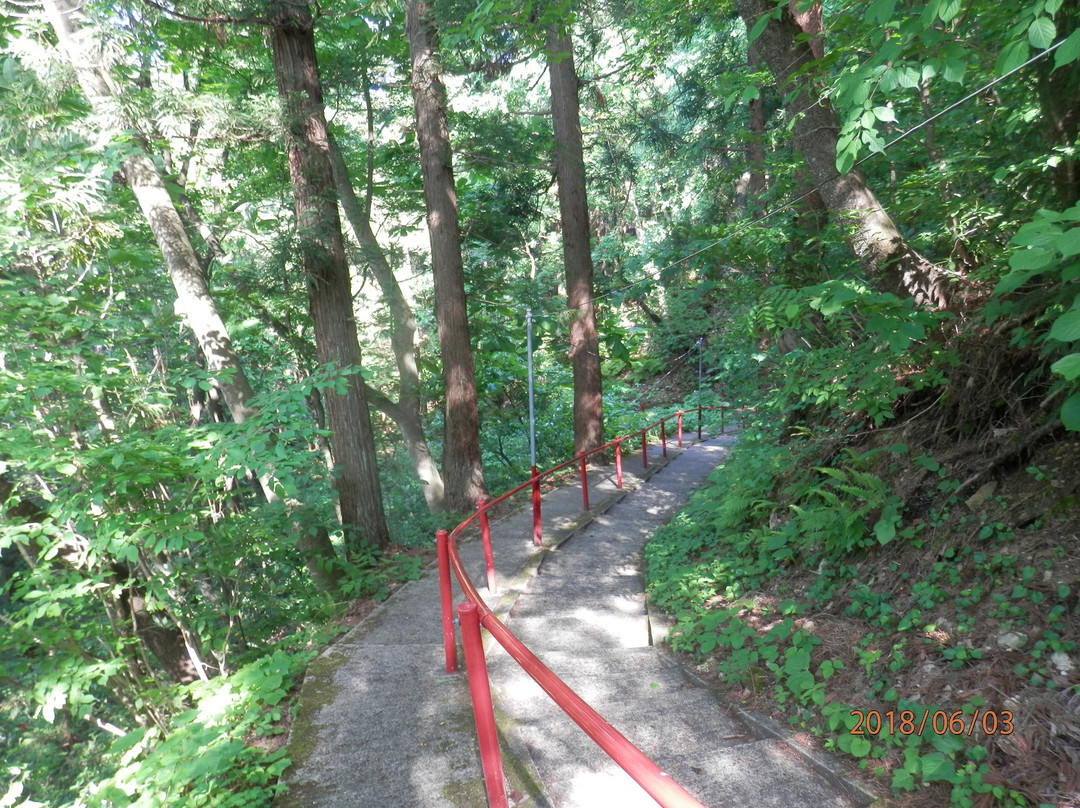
[
  {"left": 547, "top": 23, "right": 606, "bottom": 461},
  {"left": 732, "top": 0, "right": 949, "bottom": 309},
  {"left": 405, "top": 0, "right": 486, "bottom": 511},
  {"left": 43, "top": 0, "right": 261, "bottom": 424},
  {"left": 269, "top": 1, "right": 391, "bottom": 551},
  {"left": 44, "top": 0, "right": 347, "bottom": 584},
  {"left": 327, "top": 132, "right": 447, "bottom": 514}
]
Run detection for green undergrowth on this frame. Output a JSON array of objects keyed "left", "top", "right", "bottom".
[
  {"left": 1, "top": 552, "right": 422, "bottom": 808},
  {"left": 644, "top": 421, "right": 1078, "bottom": 808}
]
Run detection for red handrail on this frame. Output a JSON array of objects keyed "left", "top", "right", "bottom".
[{"left": 438, "top": 404, "right": 738, "bottom": 808}]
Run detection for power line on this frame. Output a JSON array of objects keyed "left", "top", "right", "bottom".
[{"left": 574, "top": 35, "right": 1068, "bottom": 310}]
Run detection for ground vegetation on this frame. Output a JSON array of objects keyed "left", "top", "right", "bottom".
[{"left": 1, "top": 0, "right": 1079, "bottom": 806}]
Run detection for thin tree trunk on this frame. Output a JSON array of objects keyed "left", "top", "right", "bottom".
[
  {"left": 43, "top": 0, "right": 260, "bottom": 424},
  {"left": 405, "top": 0, "right": 486, "bottom": 511},
  {"left": 732, "top": 0, "right": 949, "bottom": 309},
  {"left": 45, "top": 0, "right": 345, "bottom": 587},
  {"left": 547, "top": 22, "right": 606, "bottom": 461},
  {"left": 327, "top": 132, "right": 447, "bottom": 513},
  {"left": 269, "top": 0, "right": 391, "bottom": 551}
]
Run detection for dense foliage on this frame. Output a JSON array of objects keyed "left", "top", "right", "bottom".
[{"left": 2, "top": 0, "right": 1079, "bottom": 805}]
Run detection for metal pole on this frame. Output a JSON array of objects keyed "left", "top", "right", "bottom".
[
  {"left": 531, "top": 465, "right": 542, "bottom": 546},
  {"left": 457, "top": 603, "right": 508, "bottom": 808},
  {"left": 478, "top": 499, "right": 496, "bottom": 594},
  {"left": 526, "top": 308, "right": 537, "bottom": 469},
  {"left": 436, "top": 530, "right": 456, "bottom": 673},
  {"left": 579, "top": 452, "right": 589, "bottom": 511},
  {"left": 697, "top": 338, "right": 703, "bottom": 440}
]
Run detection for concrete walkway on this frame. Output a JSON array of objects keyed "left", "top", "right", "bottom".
[{"left": 275, "top": 432, "right": 875, "bottom": 808}]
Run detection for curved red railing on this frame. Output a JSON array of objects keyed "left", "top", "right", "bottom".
[{"left": 435, "top": 403, "right": 745, "bottom": 808}]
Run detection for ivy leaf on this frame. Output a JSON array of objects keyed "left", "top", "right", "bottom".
[
  {"left": 1055, "top": 28, "right": 1080, "bottom": 69},
  {"left": 1028, "top": 17, "right": 1057, "bottom": 50}
]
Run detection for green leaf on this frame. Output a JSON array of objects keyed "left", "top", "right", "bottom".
[
  {"left": 867, "top": 0, "right": 896, "bottom": 24},
  {"left": 874, "top": 517, "right": 896, "bottom": 545},
  {"left": 997, "top": 39, "right": 1030, "bottom": 75},
  {"left": 892, "top": 767, "right": 916, "bottom": 791},
  {"left": 747, "top": 9, "right": 775, "bottom": 45},
  {"left": 872, "top": 106, "right": 896, "bottom": 123},
  {"left": 896, "top": 66, "right": 921, "bottom": 88},
  {"left": 1061, "top": 392, "right": 1080, "bottom": 431},
  {"left": 920, "top": 751, "right": 957, "bottom": 782},
  {"left": 1029, "top": 17, "right": 1057, "bottom": 50},
  {"left": 1010, "top": 246, "right": 1056, "bottom": 271},
  {"left": 1051, "top": 353, "right": 1080, "bottom": 380},
  {"left": 943, "top": 59, "right": 966, "bottom": 83},
  {"left": 1055, "top": 28, "right": 1080, "bottom": 69},
  {"left": 836, "top": 147, "right": 855, "bottom": 176},
  {"left": 1057, "top": 228, "right": 1080, "bottom": 256},
  {"left": 56, "top": 462, "right": 77, "bottom": 476},
  {"left": 848, "top": 735, "right": 872, "bottom": 757},
  {"left": 1049, "top": 298, "right": 1080, "bottom": 341},
  {"left": 937, "top": 0, "right": 962, "bottom": 22}
]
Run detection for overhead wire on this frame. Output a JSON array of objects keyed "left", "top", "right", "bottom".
[{"left": 566, "top": 34, "right": 1070, "bottom": 311}]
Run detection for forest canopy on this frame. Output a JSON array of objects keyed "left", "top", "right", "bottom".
[{"left": 2, "top": 0, "right": 1079, "bottom": 805}]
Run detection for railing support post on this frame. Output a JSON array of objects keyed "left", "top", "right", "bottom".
[
  {"left": 457, "top": 603, "right": 508, "bottom": 808},
  {"left": 531, "top": 465, "right": 542, "bottom": 546},
  {"left": 615, "top": 439, "right": 623, "bottom": 489},
  {"left": 578, "top": 452, "right": 589, "bottom": 511},
  {"left": 660, "top": 418, "right": 667, "bottom": 457},
  {"left": 720, "top": 405, "right": 725, "bottom": 434},
  {"left": 697, "top": 403, "right": 702, "bottom": 440},
  {"left": 677, "top": 410, "right": 684, "bottom": 447},
  {"left": 641, "top": 428, "right": 648, "bottom": 469},
  {"left": 478, "top": 499, "right": 496, "bottom": 594},
  {"left": 436, "top": 530, "right": 456, "bottom": 673}
]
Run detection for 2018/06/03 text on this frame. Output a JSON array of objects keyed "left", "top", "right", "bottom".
[{"left": 849, "top": 709, "right": 1014, "bottom": 737}]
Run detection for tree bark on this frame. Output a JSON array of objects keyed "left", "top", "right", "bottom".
[
  {"left": 547, "top": 23, "right": 606, "bottom": 461},
  {"left": 327, "top": 132, "right": 447, "bottom": 513},
  {"left": 732, "top": 0, "right": 949, "bottom": 309},
  {"left": 405, "top": 0, "right": 486, "bottom": 511},
  {"left": 43, "top": 0, "right": 262, "bottom": 424},
  {"left": 269, "top": 1, "right": 390, "bottom": 551}
]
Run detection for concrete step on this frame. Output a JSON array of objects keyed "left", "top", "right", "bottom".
[
  {"left": 533, "top": 740, "right": 861, "bottom": 808},
  {"left": 499, "top": 614, "right": 652, "bottom": 650}
]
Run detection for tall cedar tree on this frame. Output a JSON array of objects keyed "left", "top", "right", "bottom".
[
  {"left": 405, "top": 0, "right": 487, "bottom": 511},
  {"left": 732, "top": 0, "right": 949, "bottom": 309},
  {"left": 327, "top": 132, "right": 448, "bottom": 514},
  {"left": 547, "top": 23, "right": 606, "bottom": 460},
  {"left": 269, "top": 1, "right": 391, "bottom": 551}
]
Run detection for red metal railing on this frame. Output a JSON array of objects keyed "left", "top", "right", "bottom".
[{"left": 436, "top": 403, "right": 744, "bottom": 808}]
